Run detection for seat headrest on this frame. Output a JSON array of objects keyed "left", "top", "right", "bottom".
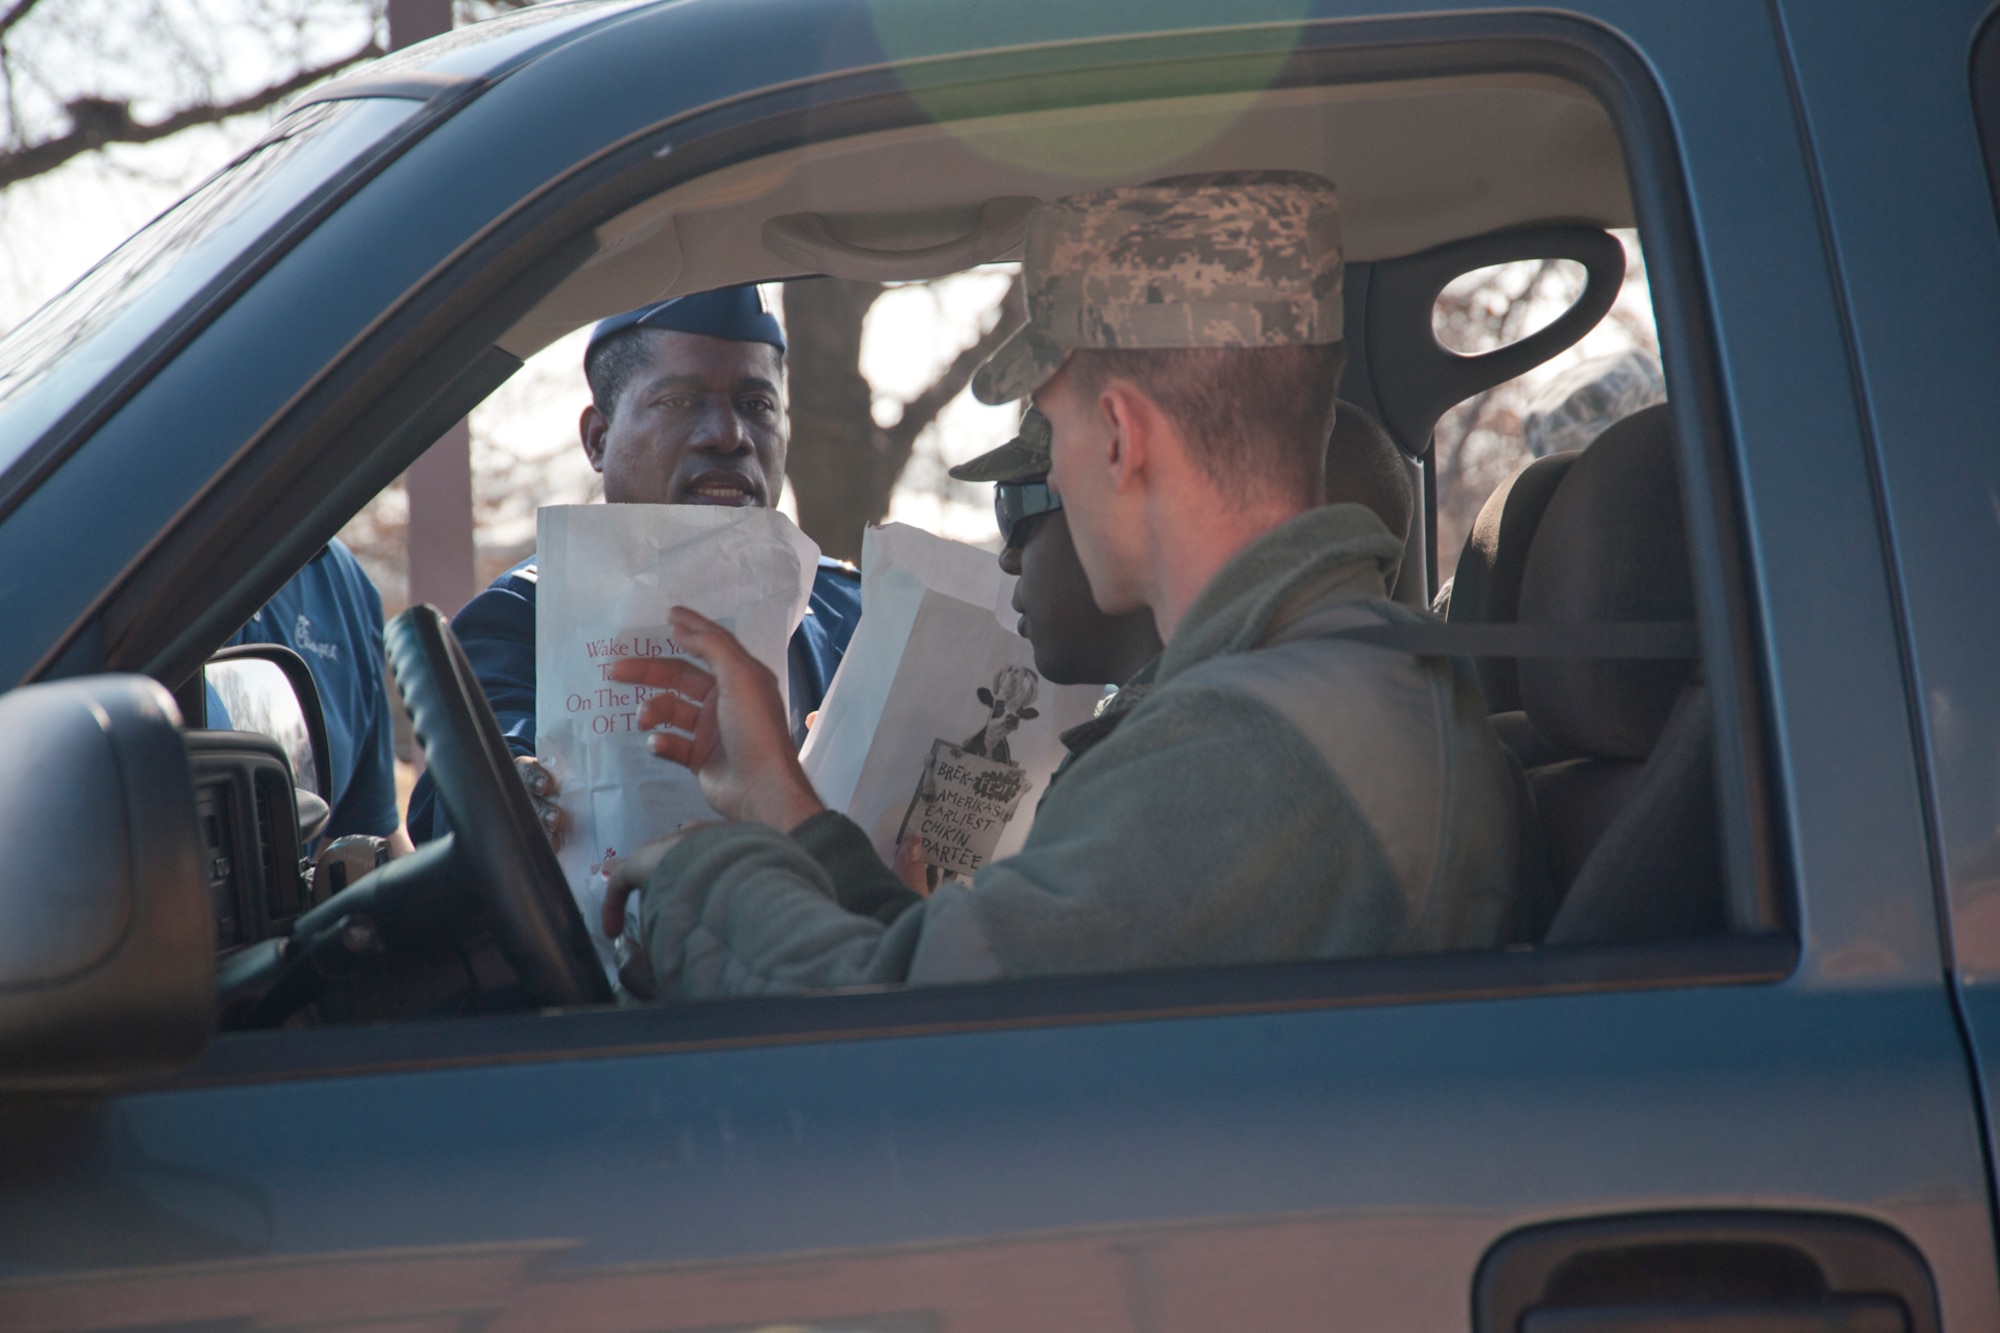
[
  {"left": 1327, "top": 401, "right": 1416, "bottom": 544},
  {"left": 1517, "top": 404, "right": 1695, "bottom": 760},
  {"left": 1447, "top": 451, "right": 1577, "bottom": 711}
]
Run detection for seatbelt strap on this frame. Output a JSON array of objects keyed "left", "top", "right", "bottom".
[{"left": 1329, "top": 619, "right": 1700, "bottom": 659}]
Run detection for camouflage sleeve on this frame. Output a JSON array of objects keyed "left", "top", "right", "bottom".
[
  {"left": 789, "top": 810, "right": 924, "bottom": 925},
  {"left": 637, "top": 822, "right": 927, "bottom": 996}
]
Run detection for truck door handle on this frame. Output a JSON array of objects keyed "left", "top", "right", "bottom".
[
  {"left": 1520, "top": 1295, "right": 1907, "bottom": 1332},
  {"left": 1474, "top": 1212, "right": 1939, "bottom": 1333}
]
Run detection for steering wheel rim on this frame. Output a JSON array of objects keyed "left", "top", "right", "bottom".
[{"left": 384, "top": 606, "right": 612, "bottom": 1007}]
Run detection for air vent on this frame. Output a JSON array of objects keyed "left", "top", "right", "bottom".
[
  {"left": 253, "top": 768, "right": 303, "bottom": 929},
  {"left": 197, "top": 785, "right": 241, "bottom": 949}
]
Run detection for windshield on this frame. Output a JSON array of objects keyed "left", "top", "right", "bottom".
[{"left": 0, "top": 96, "right": 421, "bottom": 481}]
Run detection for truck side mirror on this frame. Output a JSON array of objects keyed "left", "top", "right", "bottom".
[
  {"left": 0, "top": 676, "right": 212, "bottom": 1093},
  {"left": 201, "top": 643, "right": 332, "bottom": 803},
  {"left": 191, "top": 644, "right": 335, "bottom": 944}
]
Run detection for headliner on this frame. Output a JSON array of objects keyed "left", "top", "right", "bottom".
[{"left": 500, "top": 72, "right": 1630, "bottom": 359}]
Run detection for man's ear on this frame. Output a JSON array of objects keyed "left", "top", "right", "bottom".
[
  {"left": 580, "top": 404, "right": 610, "bottom": 473},
  {"left": 1097, "top": 382, "right": 1153, "bottom": 494}
]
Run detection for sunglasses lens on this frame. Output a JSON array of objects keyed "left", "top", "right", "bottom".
[
  {"left": 994, "top": 491, "right": 1019, "bottom": 544},
  {"left": 995, "top": 483, "right": 1060, "bottom": 547}
]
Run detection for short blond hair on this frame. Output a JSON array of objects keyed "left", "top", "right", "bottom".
[{"left": 1065, "top": 342, "right": 1347, "bottom": 506}]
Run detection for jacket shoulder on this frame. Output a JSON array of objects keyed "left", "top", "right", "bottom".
[
  {"left": 808, "top": 557, "right": 863, "bottom": 638},
  {"left": 812, "top": 557, "right": 861, "bottom": 600}
]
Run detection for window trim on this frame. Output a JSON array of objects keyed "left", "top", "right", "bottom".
[
  {"left": 89, "top": 8, "right": 1784, "bottom": 1077},
  {"left": 178, "top": 933, "right": 1800, "bottom": 1089},
  {"left": 1971, "top": 5, "right": 2000, "bottom": 235},
  {"left": 0, "top": 88, "right": 485, "bottom": 536}
]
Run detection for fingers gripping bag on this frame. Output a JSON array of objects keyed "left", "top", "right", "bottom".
[
  {"left": 799, "top": 523, "right": 1099, "bottom": 887},
  {"left": 536, "top": 504, "right": 818, "bottom": 975}
]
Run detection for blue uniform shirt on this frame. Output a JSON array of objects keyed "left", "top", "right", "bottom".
[
  {"left": 224, "top": 540, "right": 399, "bottom": 841},
  {"left": 408, "top": 554, "right": 862, "bottom": 844}
]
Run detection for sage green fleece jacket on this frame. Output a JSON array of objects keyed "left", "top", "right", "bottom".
[{"left": 634, "top": 503, "right": 1524, "bottom": 995}]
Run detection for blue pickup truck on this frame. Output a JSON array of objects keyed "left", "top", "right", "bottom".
[{"left": 3, "top": 0, "right": 1999, "bottom": 1327}]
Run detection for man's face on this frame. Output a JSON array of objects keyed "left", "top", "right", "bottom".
[
  {"left": 584, "top": 329, "right": 788, "bottom": 507},
  {"left": 1001, "top": 508, "right": 1106, "bottom": 685}
]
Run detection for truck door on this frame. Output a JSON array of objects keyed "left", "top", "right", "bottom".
[{"left": 1, "top": 2, "right": 1996, "bottom": 1329}]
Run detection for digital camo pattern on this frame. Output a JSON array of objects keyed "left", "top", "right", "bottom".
[
  {"left": 948, "top": 406, "right": 1052, "bottom": 483},
  {"left": 973, "top": 171, "right": 1345, "bottom": 404}
]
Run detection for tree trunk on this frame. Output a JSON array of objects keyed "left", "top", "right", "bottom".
[
  {"left": 782, "top": 274, "right": 1025, "bottom": 562},
  {"left": 781, "top": 277, "right": 890, "bottom": 562}
]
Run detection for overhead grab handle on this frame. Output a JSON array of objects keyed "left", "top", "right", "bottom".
[
  {"left": 1363, "top": 224, "right": 1628, "bottom": 456},
  {"left": 762, "top": 197, "right": 1040, "bottom": 281}
]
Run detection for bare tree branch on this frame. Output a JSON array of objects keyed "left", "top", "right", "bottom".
[
  {"left": 0, "top": 0, "right": 42, "bottom": 143},
  {"left": 0, "top": 33, "right": 384, "bottom": 189},
  {"left": 783, "top": 273, "right": 1025, "bottom": 559},
  {"left": 883, "top": 275, "right": 1024, "bottom": 456},
  {"left": 0, "top": 0, "right": 45, "bottom": 43},
  {"left": 0, "top": 46, "right": 17, "bottom": 147}
]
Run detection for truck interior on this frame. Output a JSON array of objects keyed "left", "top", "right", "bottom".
[{"left": 28, "top": 25, "right": 1792, "bottom": 1051}]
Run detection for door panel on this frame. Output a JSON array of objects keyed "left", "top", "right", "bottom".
[{"left": 2, "top": 981, "right": 1991, "bottom": 1330}]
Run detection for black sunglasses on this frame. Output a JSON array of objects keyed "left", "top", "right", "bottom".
[{"left": 994, "top": 480, "right": 1063, "bottom": 548}]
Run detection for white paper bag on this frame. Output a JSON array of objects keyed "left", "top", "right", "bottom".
[
  {"left": 799, "top": 523, "right": 1099, "bottom": 884},
  {"left": 536, "top": 504, "right": 818, "bottom": 975}
]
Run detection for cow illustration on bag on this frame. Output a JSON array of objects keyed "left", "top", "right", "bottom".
[
  {"left": 898, "top": 666, "right": 1043, "bottom": 882},
  {"left": 960, "top": 663, "right": 1041, "bottom": 764}
]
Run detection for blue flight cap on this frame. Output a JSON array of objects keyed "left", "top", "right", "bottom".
[{"left": 588, "top": 284, "right": 786, "bottom": 355}]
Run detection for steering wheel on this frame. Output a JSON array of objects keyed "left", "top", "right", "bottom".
[{"left": 384, "top": 606, "right": 612, "bottom": 1007}]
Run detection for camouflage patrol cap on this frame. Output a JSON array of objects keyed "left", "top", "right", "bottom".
[
  {"left": 948, "top": 407, "right": 1052, "bottom": 483},
  {"left": 971, "top": 170, "right": 1344, "bottom": 406}
]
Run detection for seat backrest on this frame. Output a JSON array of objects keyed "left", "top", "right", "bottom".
[
  {"left": 1516, "top": 405, "right": 1694, "bottom": 759},
  {"left": 1544, "top": 684, "right": 1725, "bottom": 944},
  {"left": 1504, "top": 404, "right": 1725, "bottom": 943},
  {"left": 1447, "top": 452, "right": 1576, "bottom": 713}
]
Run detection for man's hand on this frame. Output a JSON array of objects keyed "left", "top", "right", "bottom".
[
  {"left": 599, "top": 829, "right": 695, "bottom": 939},
  {"left": 894, "top": 834, "right": 936, "bottom": 897},
  {"left": 607, "top": 607, "right": 824, "bottom": 831},
  {"left": 516, "top": 754, "right": 566, "bottom": 849}
]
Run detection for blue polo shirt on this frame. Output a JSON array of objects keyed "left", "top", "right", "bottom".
[
  {"left": 224, "top": 540, "right": 399, "bottom": 841},
  {"left": 407, "top": 553, "right": 861, "bottom": 844}
]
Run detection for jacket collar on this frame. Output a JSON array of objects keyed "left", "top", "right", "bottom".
[
  {"left": 1056, "top": 655, "right": 1161, "bottom": 756},
  {"left": 1158, "top": 502, "right": 1404, "bottom": 684}
]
